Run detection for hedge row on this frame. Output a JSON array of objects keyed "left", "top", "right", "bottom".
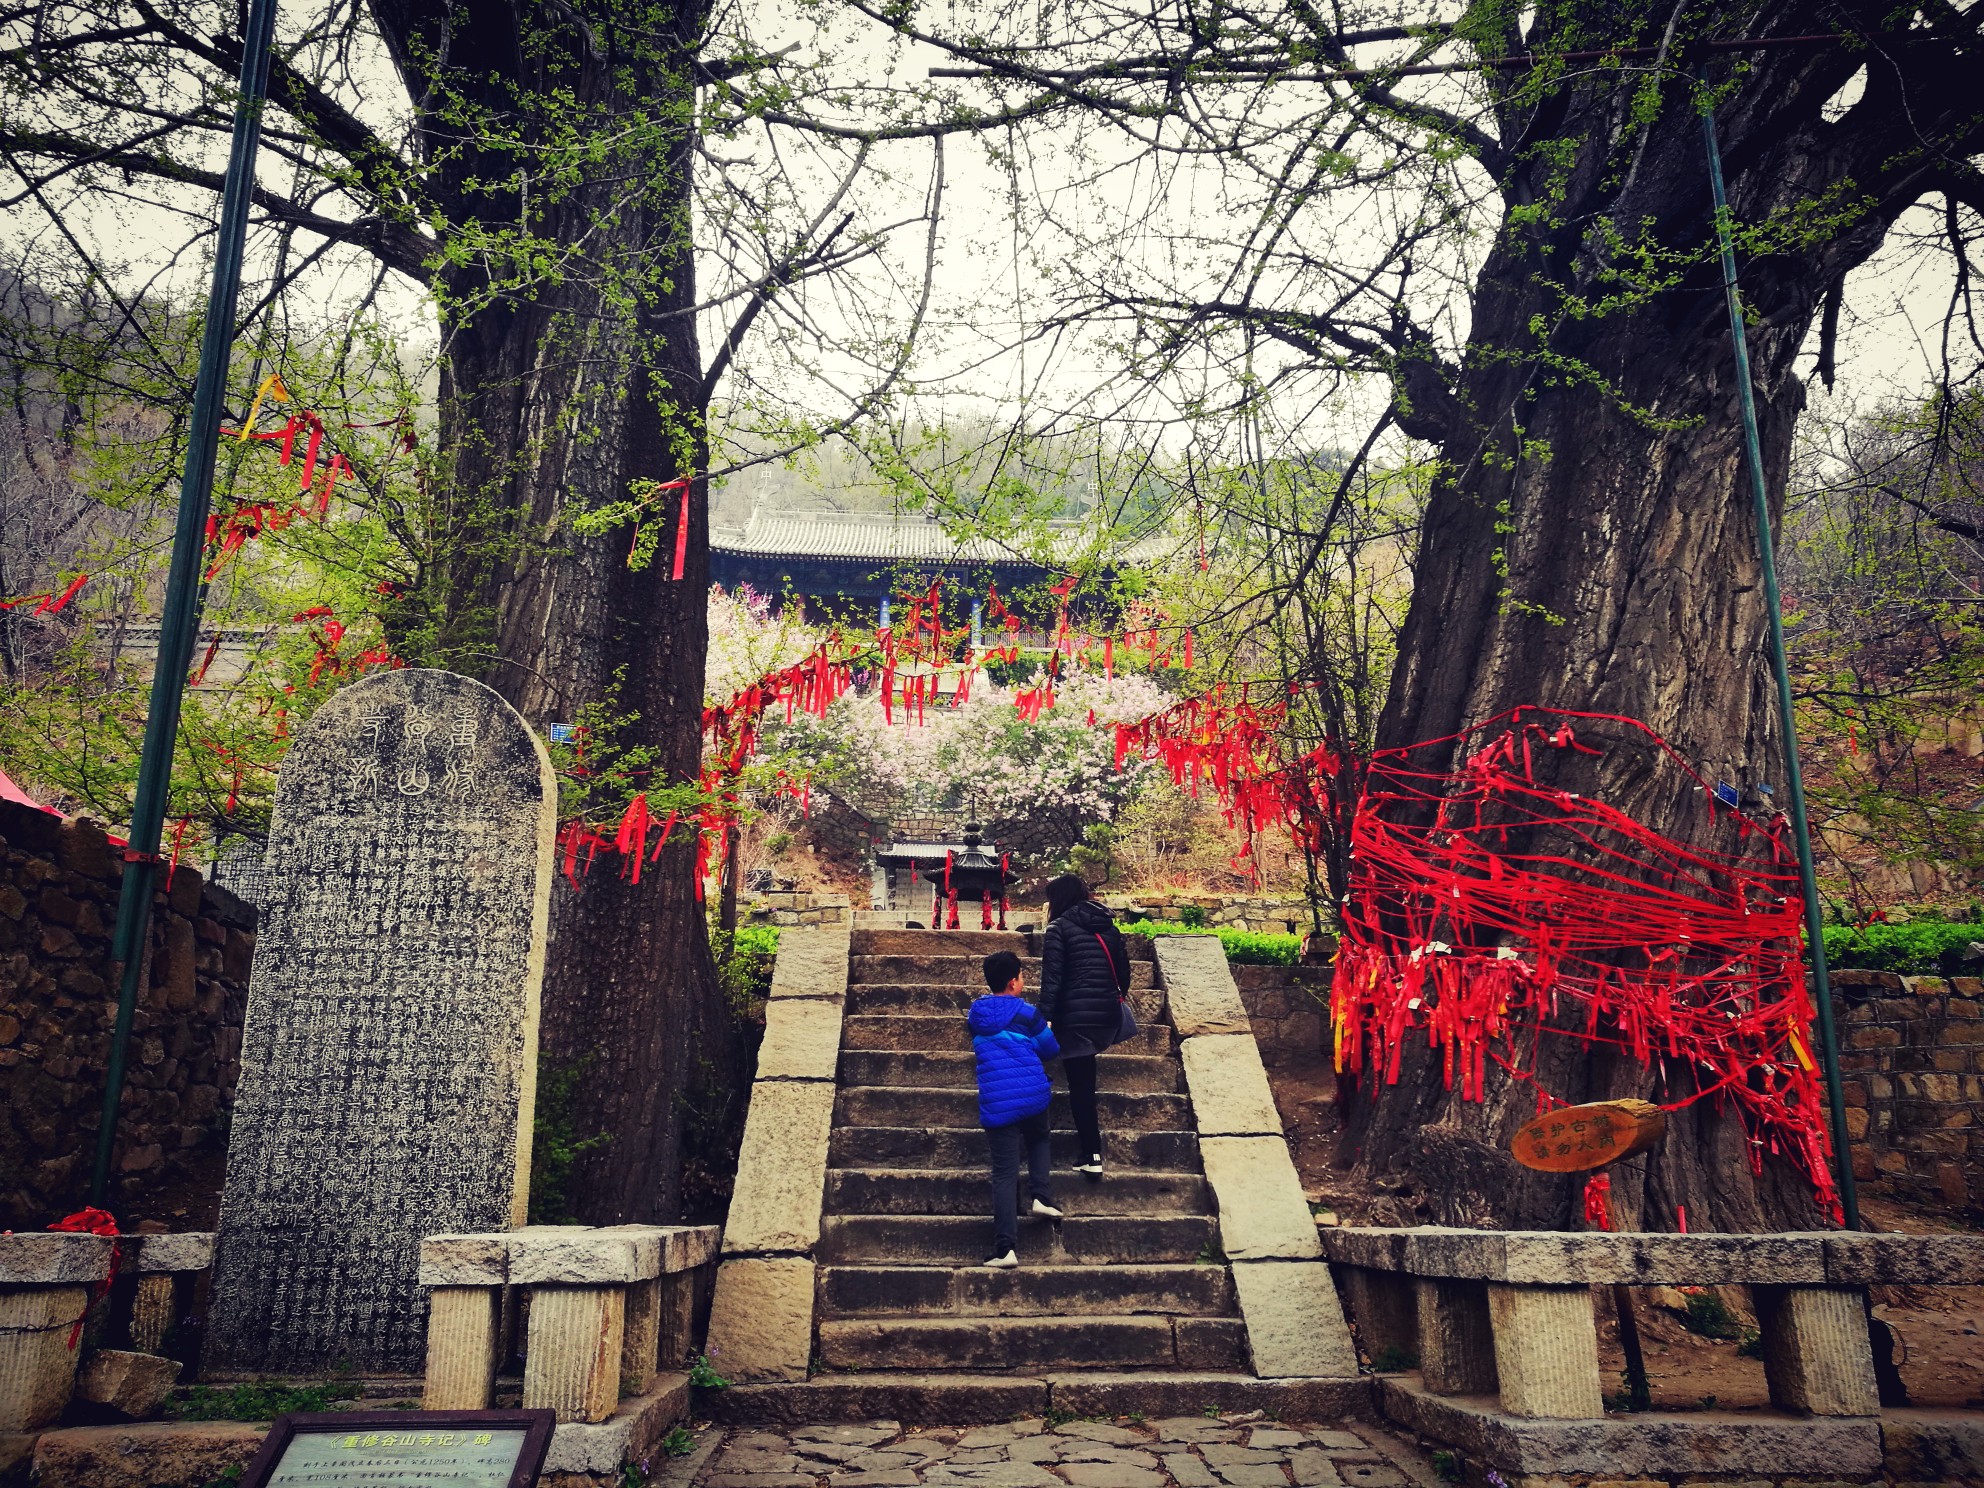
[
  {"left": 1820, "top": 919, "right": 1984, "bottom": 975},
  {"left": 1118, "top": 919, "right": 1304, "bottom": 966}
]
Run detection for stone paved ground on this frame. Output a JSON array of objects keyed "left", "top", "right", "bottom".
[{"left": 655, "top": 1414, "right": 1441, "bottom": 1488}]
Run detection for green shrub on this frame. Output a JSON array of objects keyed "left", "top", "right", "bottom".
[
  {"left": 171, "top": 1379, "right": 362, "bottom": 1422},
  {"left": 1119, "top": 920, "right": 1301, "bottom": 965},
  {"left": 1681, "top": 1289, "right": 1741, "bottom": 1341},
  {"left": 688, "top": 1354, "right": 729, "bottom": 1391},
  {"left": 1819, "top": 918, "right": 1984, "bottom": 975},
  {"left": 1178, "top": 904, "right": 1207, "bottom": 929},
  {"left": 713, "top": 925, "right": 780, "bottom": 1011},
  {"left": 529, "top": 1057, "right": 613, "bottom": 1224}
]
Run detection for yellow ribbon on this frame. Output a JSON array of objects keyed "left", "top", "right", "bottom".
[
  {"left": 237, "top": 372, "right": 291, "bottom": 441},
  {"left": 1787, "top": 1027, "right": 1815, "bottom": 1072}
]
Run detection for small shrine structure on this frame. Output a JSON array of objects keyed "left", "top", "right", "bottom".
[{"left": 876, "top": 821, "right": 1013, "bottom": 927}]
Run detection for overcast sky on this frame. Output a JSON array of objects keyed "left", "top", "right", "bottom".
[{"left": 3, "top": 6, "right": 1967, "bottom": 498}]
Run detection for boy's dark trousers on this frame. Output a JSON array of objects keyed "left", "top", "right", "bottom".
[{"left": 985, "top": 1110, "right": 1054, "bottom": 1253}]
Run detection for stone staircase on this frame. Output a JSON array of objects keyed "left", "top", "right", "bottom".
[
  {"left": 706, "top": 926, "right": 1363, "bottom": 1423},
  {"left": 817, "top": 928, "right": 1246, "bottom": 1375}
]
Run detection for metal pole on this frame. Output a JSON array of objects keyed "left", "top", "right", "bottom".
[
  {"left": 90, "top": 0, "right": 281, "bottom": 1207},
  {"left": 1700, "top": 99, "right": 1860, "bottom": 1230}
]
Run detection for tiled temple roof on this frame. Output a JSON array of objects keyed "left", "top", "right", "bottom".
[{"left": 709, "top": 509, "right": 1169, "bottom": 566}]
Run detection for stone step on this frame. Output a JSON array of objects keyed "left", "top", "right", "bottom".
[
  {"left": 852, "top": 955, "right": 1158, "bottom": 990},
  {"left": 824, "top": 1167, "right": 1209, "bottom": 1216},
  {"left": 840, "top": 1050, "right": 1183, "bottom": 1094},
  {"left": 817, "top": 1263, "right": 1236, "bottom": 1318},
  {"left": 847, "top": 981, "right": 979, "bottom": 1015},
  {"left": 834, "top": 1085, "right": 1191, "bottom": 1132},
  {"left": 815, "top": 1314, "right": 1248, "bottom": 1372},
  {"left": 700, "top": 1372, "right": 1373, "bottom": 1426},
  {"left": 851, "top": 927, "right": 1157, "bottom": 961},
  {"left": 826, "top": 1125, "right": 1202, "bottom": 1172},
  {"left": 819, "top": 1214, "right": 1220, "bottom": 1266},
  {"left": 851, "top": 928, "right": 1032, "bottom": 956},
  {"left": 841, "top": 1013, "right": 1173, "bottom": 1056}
]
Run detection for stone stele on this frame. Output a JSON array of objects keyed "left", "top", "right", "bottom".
[{"left": 205, "top": 669, "right": 556, "bottom": 1373}]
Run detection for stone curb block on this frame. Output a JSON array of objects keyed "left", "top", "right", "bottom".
[
  {"left": 1374, "top": 1375, "right": 1883, "bottom": 1477},
  {"left": 0, "top": 1233, "right": 113, "bottom": 1286},
  {"left": 1151, "top": 937, "right": 1251, "bottom": 1037},
  {"left": 124, "top": 1234, "right": 215, "bottom": 1275},
  {"left": 757, "top": 997, "right": 846, "bottom": 1081},
  {"left": 541, "top": 1372, "right": 691, "bottom": 1475},
  {"left": 1198, "top": 1137, "right": 1323, "bottom": 1261},
  {"left": 652, "top": 1224, "right": 722, "bottom": 1274},
  {"left": 1319, "top": 1226, "right": 1984, "bottom": 1286},
  {"left": 418, "top": 1233, "right": 511, "bottom": 1287},
  {"left": 1823, "top": 1233, "right": 1984, "bottom": 1285},
  {"left": 722, "top": 1082, "right": 838, "bottom": 1256},
  {"left": 1227, "top": 1260, "right": 1360, "bottom": 1378},
  {"left": 27, "top": 1421, "right": 266, "bottom": 1488},
  {"left": 705, "top": 1256, "right": 815, "bottom": 1383},
  {"left": 768, "top": 926, "right": 853, "bottom": 1000},
  {"left": 507, "top": 1227, "right": 657, "bottom": 1286},
  {"left": 1178, "top": 1035, "right": 1282, "bottom": 1136}
]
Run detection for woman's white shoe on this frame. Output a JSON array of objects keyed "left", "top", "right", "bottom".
[
  {"left": 1030, "top": 1198, "right": 1064, "bottom": 1219},
  {"left": 982, "top": 1249, "right": 1020, "bottom": 1268}
]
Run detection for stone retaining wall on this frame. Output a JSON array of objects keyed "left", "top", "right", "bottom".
[
  {"left": 1230, "top": 964, "right": 1329, "bottom": 1059},
  {"left": 1099, "top": 892, "right": 1314, "bottom": 935},
  {"left": 739, "top": 891, "right": 852, "bottom": 927},
  {"left": 1834, "top": 968, "right": 1984, "bottom": 1217},
  {"left": 0, "top": 800, "right": 254, "bottom": 1229}
]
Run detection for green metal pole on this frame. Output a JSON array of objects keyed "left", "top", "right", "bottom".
[
  {"left": 89, "top": 0, "right": 281, "bottom": 1208},
  {"left": 1700, "top": 99, "right": 1860, "bottom": 1231}
]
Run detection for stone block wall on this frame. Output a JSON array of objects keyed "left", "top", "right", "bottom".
[
  {"left": 1230, "top": 964, "right": 1330, "bottom": 1059},
  {"left": 1833, "top": 968, "right": 1984, "bottom": 1216},
  {"left": 0, "top": 800, "right": 255, "bottom": 1228},
  {"left": 739, "top": 891, "right": 851, "bottom": 927},
  {"left": 799, "top": 787, "right": 880, "bottom": 864},
  {"left": 1099, "top": 892, "right": 1315, "bottom": 935}
]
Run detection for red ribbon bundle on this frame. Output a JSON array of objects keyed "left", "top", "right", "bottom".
[
  {"left": 48, "top": 1207, "right": 119, "bottom": 1348},
  {"left": 1112, "top": 694, "right": 1841, "bottom": 1221},
  {"left": 0, "top": 573, "right": 89, "bottom": 614}
]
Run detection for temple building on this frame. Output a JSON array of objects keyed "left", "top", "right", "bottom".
[{"left": 709, "top": 507, "right": 1168, "bottom": 626}]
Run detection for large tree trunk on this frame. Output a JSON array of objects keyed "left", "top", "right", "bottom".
[
  {"left": 1344, "top": 14, "right": 1974, "bottom": 1232},
  {"left": 374, "top": 0, "right": 733, "bottom": 1223}
]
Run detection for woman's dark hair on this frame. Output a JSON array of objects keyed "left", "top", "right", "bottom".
[{"left": 1044, "top": 873, "right": 1092, "bottom": 921}]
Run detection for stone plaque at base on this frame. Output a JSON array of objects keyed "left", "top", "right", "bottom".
[
  {"left": 240, "top": 1409, "right": 555, "bottom": 1488},
  {"left": 207, "top": 669, "right": 557, "bottom": 1373}
]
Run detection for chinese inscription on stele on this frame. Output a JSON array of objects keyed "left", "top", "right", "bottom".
[{"left": 207, "top": 670, "right": 557, "bottom": 1373}]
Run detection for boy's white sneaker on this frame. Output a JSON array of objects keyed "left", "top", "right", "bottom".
[
  {"left": 1030, "top": 1198, "right": 1064, "bottom": 1219},
  {"left": 982, "top": 1249, "right": 1020, "bottom": 1268},
  {"left": 1077, "top": 1155, "right": 1104, "bottom": 1178}
]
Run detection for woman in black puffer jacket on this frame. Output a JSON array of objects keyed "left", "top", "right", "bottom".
[{"left": 1036, "top": 873, "right": 1131, "bottom": 1178}]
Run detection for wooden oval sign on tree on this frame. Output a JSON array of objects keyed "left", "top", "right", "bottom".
[{"left": 1512, "top": 1099, "right": 1667, "bottom": 1173}]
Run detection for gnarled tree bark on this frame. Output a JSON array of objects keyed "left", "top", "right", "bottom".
[{"left": 1347, "top": 12, "right": 1982, "bottom": 1232}]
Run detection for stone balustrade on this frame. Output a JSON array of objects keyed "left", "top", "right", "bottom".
[
  {"left": 1319, "top": 1225, "right": 1984, "bottom": 1421},
  {"left": 417, "top": 1223, "right": 720, "bottom": 1424},
  {"left": 0, "top": 1229, "right": 214, "bottom": 1433}
]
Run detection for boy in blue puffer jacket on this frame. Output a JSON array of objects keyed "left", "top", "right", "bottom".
[{"left": 970, "top": 949, "right": 1064, "bottom": 1267}]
